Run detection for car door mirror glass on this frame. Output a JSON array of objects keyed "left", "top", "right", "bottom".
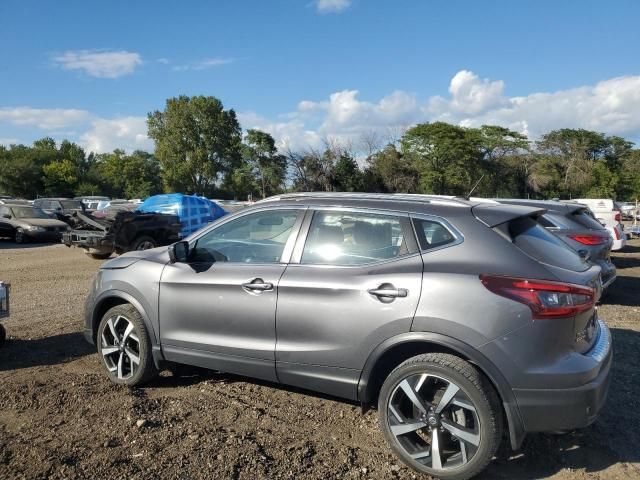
[{"left": 169, "top": 241, "right": 190, "bottom": 263}]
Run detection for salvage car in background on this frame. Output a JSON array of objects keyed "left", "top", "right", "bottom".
[
  {"left": 63, "top": 194, "right": 226, "bottom": 259},
  {"left": 0, "top": 203, "right": 69, "bottom": 243},
  {"left": 33, "top": 198, "right": 88, "bottom": 226},
  {"left": 496, "top": 199, "right": 617, "bottom": 288},
  {"left": 85, "top": 193, "right": 611, "bottom": 480},
  {"left": 0, "top": 281, "right": 9, "bottom": 346}
]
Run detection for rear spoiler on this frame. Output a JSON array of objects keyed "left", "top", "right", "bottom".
[{"left": 472, "top": 203, "right": 546, "bottom": 227}]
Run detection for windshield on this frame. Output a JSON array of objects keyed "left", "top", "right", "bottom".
[
  {"left": 61, "top": 200, "right": 84, "bottom": 209},
  {"left": 11, "top": 207, "right": 50, "bottom": 219}
]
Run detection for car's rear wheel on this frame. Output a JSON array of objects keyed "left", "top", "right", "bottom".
[
  {"left": 14, "top": 228, "right": 26, "bottom": 244},
  {"left": 131, "top": 236, "right": 156, "bottom": 251},
  {"left": 378, "top": 353, "right": 502, "bottom": 480},
  {"left": 97, "top": 304, "right": 157, "bottom": 386}
]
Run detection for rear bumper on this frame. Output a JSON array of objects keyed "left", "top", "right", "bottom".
[{"left": 513, "top": 319, "right": 612, "bottom": 432}]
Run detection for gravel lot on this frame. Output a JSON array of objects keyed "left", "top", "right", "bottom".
[{"left": 0, "top": 239, "right": 639, "bottom": 480}]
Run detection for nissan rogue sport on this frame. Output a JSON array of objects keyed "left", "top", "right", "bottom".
[{"left": 84, "top": 193, "right": 611, "bottom": 480}]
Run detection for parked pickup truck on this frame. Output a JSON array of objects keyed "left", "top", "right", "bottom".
[{"left": 62, "top": 210, "right": 182, "bottom": 259}]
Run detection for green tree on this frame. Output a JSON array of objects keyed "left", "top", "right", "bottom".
[
  {"left": 366, "top": 144, "right": 418, "bottom": 193},
  {"left": 243, "top": 129, "right": 286, "bottom": 198},
  {"left": 147, "top": 95, "right": 242, "bottom": 195},
  {"left": 401, "top": 122, "right": 483, "bottom": 195},
  {"left": 43, "top": 159, "right": 78, "bottom": 196},
  {"left": 334, "top": 154, "right": 363, "bottom": 192}
]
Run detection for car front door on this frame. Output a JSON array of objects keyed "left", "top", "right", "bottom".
[
  {"left": 275, "top": 208, "right": 424, "bottom": 399},
  {"left": 159, "top": 208, "right": 304, "bottom": 382}
]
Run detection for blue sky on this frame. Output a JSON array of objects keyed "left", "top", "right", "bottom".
[{"left": 1, "top": 0, "right": 640, "bottom": 152}]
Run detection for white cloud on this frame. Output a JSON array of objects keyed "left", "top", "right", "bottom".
[
  {"left": 0, "top": 138, "right": 19, "bottom": 146},
  {"left": 427, "top": 72, "right": 640, "bottom": 139},
  {"left": 80, "top": 116, "right": 153, "bottom": 153},
  {"left": 0, "top": 107, "right": 91, "bottom": 129},
  {"left": 172, "top": 57, "right": 234, "bottom": 72},
  {"left": 241, "top": 71, "right": 640, "bottom": 152},
  {"left": 52, "top": 49, "right": 142, "bottom": 78},
  {"left": 315, "top": 0, "right": 351, "bottom": 13}
]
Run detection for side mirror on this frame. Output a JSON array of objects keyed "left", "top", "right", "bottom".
[
  {"left": 169, "top": 241, "right": 190, "bottom": 263},
  {"left": 2, "top": 214, "right": 11, "bottom": 219}
]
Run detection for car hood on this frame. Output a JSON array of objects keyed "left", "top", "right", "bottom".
[
  {"left": 14, "top": 218, "right": 68, "bottom": 228},
  {"left": 100, "top": 246, "right": 170, "bottom": 269}
]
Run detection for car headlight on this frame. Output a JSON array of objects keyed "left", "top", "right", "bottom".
[{"left": 25, "top": 226, "right": 45, "bottom": 232}]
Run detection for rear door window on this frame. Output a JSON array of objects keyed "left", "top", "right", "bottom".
[
  {"left": 508, "top": 216, "right": 588, "bottom": 271},
  {"left": 301, "top": 211, "right": 408, "bottom": 265}
]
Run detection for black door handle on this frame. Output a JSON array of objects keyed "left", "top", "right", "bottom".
[{"left": 242, "top": 279, "right": 274, "bottom": 292}]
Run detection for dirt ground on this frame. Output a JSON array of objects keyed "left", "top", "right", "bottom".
[{"left": 0, "top": 238, "right": 639, "bottom": 480}]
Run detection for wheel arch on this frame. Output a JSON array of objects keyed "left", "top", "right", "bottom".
[
  {"left": 358, "top": 332, "right": 526, "bottom": 450},
  {"left": 92, "top": 290, "right": 163, "bottom": 368}
]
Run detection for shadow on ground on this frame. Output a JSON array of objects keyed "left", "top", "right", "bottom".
[
  {"left": 0, "top": 237, "right": 60, "bottom": 249},
  {"left": 0, "top": 331, "right": 93, "bottom": 371}
]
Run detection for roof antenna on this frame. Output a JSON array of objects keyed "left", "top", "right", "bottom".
[{"left": 465, "top": 174, "right": 485, "bottom": 200}]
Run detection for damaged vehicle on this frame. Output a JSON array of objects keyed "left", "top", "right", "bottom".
[
  {"left": 63, "top": 194, "right": 226, "bottom": 259},
  {"left": 33, "top": 198, "right": 88, "bottom": 227}
]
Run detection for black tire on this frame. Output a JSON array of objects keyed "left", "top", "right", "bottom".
[
  {"left": 130, "top": 235, "right": 156, "bottom": 251},
  {"left": 378, "top": 353, "right": 502, "bottom": 480},
  {"left": 0, "top": 324, "right": 6, "bottom": 347},
  {"left": 97, "top": 304, "right": 158, "bottom": 386},
  {"left": 14, "top": 228, "right": 26, "bottom": 244},
  {"left": 86, "top": 252, "right": 112, "bottom": 260}
]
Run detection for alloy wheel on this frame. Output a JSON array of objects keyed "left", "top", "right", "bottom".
[
  {"left": 100, "top": 314, "right": 141, "bottom": 380},
  {"left": 387, "top": 373, "right": 481, "bottom": 472}
]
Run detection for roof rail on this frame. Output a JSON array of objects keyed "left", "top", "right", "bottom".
[{"left": 257, "top": 192, "right": 472, "bottom": 207}]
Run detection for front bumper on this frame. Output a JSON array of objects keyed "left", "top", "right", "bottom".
[
  {"left": 513, "top": 319, "right": 612, "bottom": 432},
  {"left": 63, "top": 230, "right": 113, "bottom": 253},
  {"left": 27, "top": 230, "right": 64, "bottom": 242}
]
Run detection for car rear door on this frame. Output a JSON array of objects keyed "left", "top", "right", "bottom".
[
  {"left": 159, "top": 208, "right": 305, "bottom": 382},
  {"left": 275, "top": 208, "right": 423, "bottom": 399}
]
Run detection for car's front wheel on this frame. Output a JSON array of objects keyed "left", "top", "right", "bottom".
[
  {"left": 14, "top": 228, "right": 26, "bottom": 244},
  {"left": 378, "top": 353, "right": 502, "bottom": 480},
  {"left": 97, "top": 304, "right": 158, "bottom": 385}
]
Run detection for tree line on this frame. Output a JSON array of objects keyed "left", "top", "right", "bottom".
[{"left": 1, "top": 95, "right": 639, "bottom": 201}]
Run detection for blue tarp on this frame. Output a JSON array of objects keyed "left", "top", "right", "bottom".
[{"left": 136, "top": 194, "right": 227, "bottom": 237}]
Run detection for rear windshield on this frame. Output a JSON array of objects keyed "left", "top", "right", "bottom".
[
  {"left": 539, "top": 210, "right": 605, "bottom": 231},
  {"left": 571, "top": 210, "right": 605, "bottom": 230},
  {"left": 508, "top": 216, "right": 588, "bottom": 271}
]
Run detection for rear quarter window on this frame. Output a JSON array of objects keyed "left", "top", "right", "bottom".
[{"left": 508, "top": 216, "right": 588, "bottom": 272}]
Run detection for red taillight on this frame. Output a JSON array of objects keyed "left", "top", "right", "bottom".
[
  {"left": 614, "top": 211, "right": 621, "bottom": 222},
  {"left": 480, "top": 275, "right": 594, "bottom": 319},
  {"left": 567, "top": 234, "right": 609, "bottom": 245}
]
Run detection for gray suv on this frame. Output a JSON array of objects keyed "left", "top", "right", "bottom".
[{"left": 84, "top": 193, "right": 612, "bottom": 480}]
